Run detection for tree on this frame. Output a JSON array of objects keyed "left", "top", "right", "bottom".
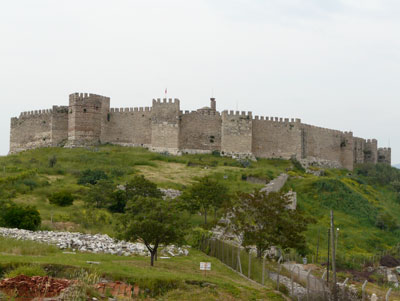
[
  {"left": 230, "top": 190, "right": 312, "bottom": 258},
  {"left": 84, "top": 179, "right": 115, "bottom": 208},
  {"left": 125, "top": 175, "right": 163, "bottom": 199},
  {"left": 117, "top": 196, "right": 188, "bottom": 266},
  {"left": 49, "top": 191, "right": 74, "bottom": 207},
  {"left": 181, "top": 176, "right": 230, "bottom": 225}
]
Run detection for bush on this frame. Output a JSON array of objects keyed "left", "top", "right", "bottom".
[
  {"left": 5, "top": 265, "right": 47, "bottom": 278},
  {"left": 186, "top": 227, "right": 212, "bottom": 249},
  {"left": 49, "top": 155, "right": 57, "bottom": 168},
  {"left": 78, "top": 169, "right": 108, "bottom": 185},
  {"left": 0, "top": 201, "right": 41, "bottom": 230},
  {"left": 49, "top": 191, "right": 74, "bottom": 207}
]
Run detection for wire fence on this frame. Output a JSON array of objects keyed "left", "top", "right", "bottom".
[{"left": 199, "top": 237, "right": 329, "bottom": 300}]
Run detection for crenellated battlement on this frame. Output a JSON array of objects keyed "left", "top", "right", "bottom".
[
  {"left": 152, "top": 98, "right": 180, "bottom": 106},
  {"left": 19, "top": 109, "right": 53, "bottom": 117},
  {"left": 69, "top": 92, "right": 110, "bottom": 103},
  {"left": 253, "top": 115, "right": 301, "bottom": 123},
  {"left": 9, "top": 92, "right": 390, "bottom": 168},
  {"left": 110, "top": 107, "right": 152, "bottom": 113},
  {"left": 222, "top": 110, "right": 253, "bottom": 118}
]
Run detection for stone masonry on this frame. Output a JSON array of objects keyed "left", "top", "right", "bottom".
[{"left": 10, "top": 92, "right": 391, "bottom": 170}]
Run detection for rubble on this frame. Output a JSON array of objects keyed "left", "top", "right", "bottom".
[
  {"left": 0, "top": 227, "right": 189, "bottom": 257},
  {"left": 0, "top": 275, "right": 71, "bottom": 299}
]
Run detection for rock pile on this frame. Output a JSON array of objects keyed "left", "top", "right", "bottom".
[
  {"left": 0, "top": 227, "right": 189, "bottom": 257},
  {"left": 0, "top": 275, "right": 71, "bottom": 299},
  {"left": 160, "top": 188, "right": 182, "bottom": 199}
]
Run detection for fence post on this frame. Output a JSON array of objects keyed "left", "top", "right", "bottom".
[
  {"left": 291, "top": 266, "right": 295, "bottom": 297},
  {"left": 248, "top": 252, "right": 251, "bottom": 279},
  {"left": 232, "top": 245, "right": 234, "bottom": 268},
  {"left": 237, "top": 248, "right": 243, "bottom": 274},
  {"left": 342, "top": 278, "right": 349, "bottom": 300},
  {"left": 386, "top": 288, "right": 392, "bottom": 301},
  {"left": 262, "top": 256, "right": 266, "bottom": 285},
  {"left": 362, "top": 280, "right": 368, "bottom": 301},
  {"left": 307, "top": 270, "right": 312, "bottom": 301},
  {"left": 277, "top": 264, "right": 281, "bottom": 291},
  {"left": 221, "top": 241, "right": 224, "bottom": 263}
]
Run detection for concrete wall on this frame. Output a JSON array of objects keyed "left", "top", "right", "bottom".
[
  {"left": 101, "top": 107, "right": 152, "bottom": 146},
  {"left": 179, "top": 111, "right": 221, "bottom": 152},
  {"left": 252, "top": 117, "right": 302, "bottom": 159},
  {"left": 221, "top": 111, "right": 253, "bottom": 156},
  {"left": 10, "top": 110, "right": 53, "bottom": 153}
]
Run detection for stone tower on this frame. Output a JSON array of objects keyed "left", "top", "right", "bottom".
[{"left": 66, "top": 93, "right": 110, "bottom": 147}]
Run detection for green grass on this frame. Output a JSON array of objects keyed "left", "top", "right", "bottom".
[{"left": 0, "top": 237, "right": 284, "bottom": 300}]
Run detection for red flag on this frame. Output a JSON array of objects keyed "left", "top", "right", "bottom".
[{"left": 165, "top": 88, "right": 167, "bottom": 94}]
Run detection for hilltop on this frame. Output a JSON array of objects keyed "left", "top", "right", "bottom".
[{"left": 1, "top": 145, "right": 400, "bottom": 298}]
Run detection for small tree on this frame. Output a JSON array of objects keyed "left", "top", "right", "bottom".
[
  {"left": 84, "top": 179, "right": 115, "bottom": 208},
  {"left": 117, "top": 197, "right": 188, "bottom": 266},
  {"left": 125, "top": 175, "right": 163, "bottom": 199},
  {"left": 181, "top": 176, "right": 230, "bottom": 225},
  {"left": 231, "top": 190, "right": 312, "bottom": 258}
]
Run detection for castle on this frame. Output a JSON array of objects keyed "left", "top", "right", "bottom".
[{"left": 10, "top": 92, "right": 391, "bottom": 170}]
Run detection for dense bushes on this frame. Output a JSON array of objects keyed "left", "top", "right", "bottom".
[
  {"left": 78, "top": 169, "right": 108, "bottom": 185},
  {"left": 49, "top": 191, "right": 74, "bottom": 207},
  {"left": 0, "top": 201, "right": 41, "bottom": 230}
]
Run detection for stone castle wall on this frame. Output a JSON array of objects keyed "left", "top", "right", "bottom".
[
  {"left": 9, "top": 92, "right": 391, "bottom": 169},
  {"left": 252, "top": 116, "right": 302, "bottom": 160}
]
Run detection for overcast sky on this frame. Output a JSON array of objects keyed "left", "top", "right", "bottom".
[{"left": 1, "top": 0, "right": 399, "bottom": 163}]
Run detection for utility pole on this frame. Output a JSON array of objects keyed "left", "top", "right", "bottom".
[
  {"left": 327, "top": 229, "right": 330, "bottom": 285},
  {"left": 331, "top": 210, "right": 337, "bottom": 301},
  {"left": 316, "top": 228, "right": 320, "bottom": 264}
]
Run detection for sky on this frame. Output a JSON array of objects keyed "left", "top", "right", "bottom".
[{"left": 0, "top": 0, "right": 399, "bottom": 162}]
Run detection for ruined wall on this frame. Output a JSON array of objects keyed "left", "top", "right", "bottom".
[
  {"left": 301, "top": 124, "right": 354, "bottom": 170},
  {"left": 101, "top": 107, "right": 152, "bottom": 146},
  {"left": 10, "top": 110, "right": 53, "bottom": 153},
  {"left": 150, "top": 99, "right": 180, "bottom": 153},
  {"left": 221, "top": 111, "right": 253, "bottom": 156},
  {"left": 51, "top": 106, "right": 69, "bottom": 147},
  {"left": 179, "top": 110, "right": 221, "bottom": 152},
  {"left": 252, "top": 116, "right": 302, "bottom": 159},
  {"left": 378, "top": 147, "right": 391, "bottom": 165},
  {"left": 67, "top": 93, "right": 110, "bottom": 146}
]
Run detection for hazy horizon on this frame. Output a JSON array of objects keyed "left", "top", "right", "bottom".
[{"left": 1, "top": 0, "right": 399, "bottom": 163}]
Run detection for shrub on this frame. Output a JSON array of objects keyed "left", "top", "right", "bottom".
[
  {"left": 5, "top": 265, "right": 47, "bottom": 278},
  {"left": 186, "top": 227, "right": 212, "bottom": 249},
  {"left": 49, "top": 155, "right": 57, "bottom": 168},
  {"left": 0, "top": 201, "right": 41, "bottom": 230},
  {"left": 49, "top": 191, "right": 74, "bottom": 207},
  {"left": 78, "top": 169, "right": 108, "bottom": 185}
]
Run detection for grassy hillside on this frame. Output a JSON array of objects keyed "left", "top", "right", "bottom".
[
  {"left": 0, "top": 237, "right": 284, "bottom": 300},
  {"left": 1, "top": 145, "right": 400, "bottom": 263}
]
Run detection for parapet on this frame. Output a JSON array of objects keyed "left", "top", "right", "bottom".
[
  {"left": 19, "top": 108, "right": 53, "bottom": 117},
  {"left": 69, "top": 92, "right": 110, "bottom": 104},
  {"left": 152, "top": 98, "right": 180, "bottom": 106},
  {"left": 110, "top": 107, "right": 151, "bottom": 113},
  {"left": 253, "top": 115, "right": 301, "bottom": 123},
  {"left": 222, "top": 110, "right": 253, "bottom": 118}
]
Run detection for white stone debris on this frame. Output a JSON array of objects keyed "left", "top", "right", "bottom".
[{"left": 0, "top": 227, "right": 189, "bottom": 257}]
